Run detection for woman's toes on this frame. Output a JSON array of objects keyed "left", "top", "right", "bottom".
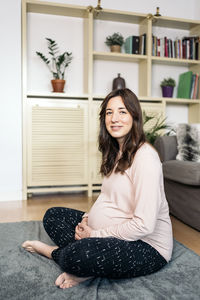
[
  {"left": 22, "top": 241, "right": 29, "bottom": 248},
  {"left": 60, "top": 280, "right": 75, "bottom": 289},
  {"left": 55, "top": 272, "right": 69, "bottom": 286},
  {"left": 55, "top": 274, "right": 64, "bottom": 286},
  {"left": 22, "top": 241, "right": 35, "bottom": 252}
]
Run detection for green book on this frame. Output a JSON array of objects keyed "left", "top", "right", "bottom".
[
  {"left": 177, "top": 71, "right": 193, "bottom": 99},
  {"left": 124, "top": 36, "right": 132, "bottom": 54}
]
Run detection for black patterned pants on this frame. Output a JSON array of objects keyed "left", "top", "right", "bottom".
[{"left": 43, "top": 207, "right": 167, "bottom": 279}]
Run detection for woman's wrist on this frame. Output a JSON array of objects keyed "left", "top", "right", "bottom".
[{"left": 82, "top": 213, "right": 88, "bottom": 219}]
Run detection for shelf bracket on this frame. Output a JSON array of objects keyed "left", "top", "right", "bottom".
[{"left": 146, "top": 13, "right": 157, "bottom": 23}]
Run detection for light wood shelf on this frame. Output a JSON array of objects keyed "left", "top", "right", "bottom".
[
  {"left": 151, "top": 56, "right": 200, "bottom": 66},
  {"left": 22, "top": 0, "right": 200, "bottom": 199},
  {"left": 27, "top": 92, "right": 89, "bottom": 99},
  {"left": 163, "top": 98, "right": 200, "bottom": 104},
  {"left": 93, "top": 51, "right": 147, "bottom": 62},
  {"left": 140, "top": 96, "right": 200, "bottom": 104},
  {"left": 92, "top": 95, "right": 200, "bottom": 105}
]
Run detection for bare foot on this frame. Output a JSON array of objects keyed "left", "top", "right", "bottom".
[
  {"left": 22, "top": 240, "right": 58, "bottom": 259},
  {"left": 55, "top": 272, "right": 92, "bottom": 289}
]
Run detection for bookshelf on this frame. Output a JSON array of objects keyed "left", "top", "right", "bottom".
[{"left": 22, "top": 0, "right": 200, "bottom": 199}]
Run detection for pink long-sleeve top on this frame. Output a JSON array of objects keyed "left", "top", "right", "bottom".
[{"left": 87, "top": 143, "right": 173, "bottom": 262}]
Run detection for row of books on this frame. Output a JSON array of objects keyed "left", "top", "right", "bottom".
[
  {"left": 152, "top": 36, "right": 200, "bottom": 60},
  {"left": 124, "top": 34, "right": 146, "bottom": 55},
  {"left": 177, "top": 71, "right": 200, "bottom": 99}
]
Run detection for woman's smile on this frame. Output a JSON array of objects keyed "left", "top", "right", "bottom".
[{"left": 110, "top": 125, "right": 123, "bottom": 131}]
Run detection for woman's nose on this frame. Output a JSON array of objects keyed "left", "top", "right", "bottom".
[{"left": 111, "top": 112, "right": 119, "bottom": 122}]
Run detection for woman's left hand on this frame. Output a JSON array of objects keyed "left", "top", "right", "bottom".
[{"left": 75, "top": 222, "right": 92, "bottom": 240}]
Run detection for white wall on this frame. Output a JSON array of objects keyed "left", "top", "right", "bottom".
[
  {"left": 1, "top": 0, "right": 200, "bottom": 201},
  {"left": 0, "top": 0, "right": 22, "bottom": 201}
]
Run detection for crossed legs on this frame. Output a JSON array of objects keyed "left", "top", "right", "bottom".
[{"left": 22, "top": 207, "right": 167, "bottom": 289}]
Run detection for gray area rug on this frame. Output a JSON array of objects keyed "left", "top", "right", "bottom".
[{"left": 0, "top": 221, "right": 200, "bottom": 300}]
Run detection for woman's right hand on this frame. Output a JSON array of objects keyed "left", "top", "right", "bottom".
[{"left": 75, "top": 217, "right": 88, "bottom": 240}]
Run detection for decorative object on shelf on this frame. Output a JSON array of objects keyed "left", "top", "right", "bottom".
[
  {"left": 36, "top": 38, "right": 73, "bottom": 93},
  {"left": 143, "top": 111, "right": 174, "bottom": 145},
  {"left": 87, "top": 0, "right": 103, "bottom": 15},
  {"left": 160, "top": 77, "right": 176, "bottom": 97},
  {"left": 112, "top": 73, "right": 126, "bottom": 90},
  {"left": 154, "top": 7, "right": 161, "bottom": 17},
  {"left": 105, "top": 32, "right": 124, "bottom": 53},
  {"left": 95, "top": 0, "right": 102, "bottom": 12},
  {"left": 51, "top": 79, "right": 65, "bottom": 93}
]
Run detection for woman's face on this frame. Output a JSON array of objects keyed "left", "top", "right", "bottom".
[{"left": 105, "top": 96, "right": 133, "bottom": 148}]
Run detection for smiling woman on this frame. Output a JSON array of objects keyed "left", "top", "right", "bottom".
[{"left": 22, "top": 89, "right": 173, "bottom": 290}]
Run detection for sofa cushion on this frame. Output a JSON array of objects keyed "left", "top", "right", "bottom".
[
  {"left": 154, "top": 136, "right": 178, "bottom": 162},
  {"left": 163, "top": 160, "right": 200, "bottom": 185},
  {"left": 176, "top": 123, "right": 200, "bottom": 162}
]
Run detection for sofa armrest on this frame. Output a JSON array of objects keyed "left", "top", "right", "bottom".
[{"left": 154, "top": 136, "right": 178, "bottom": 162}]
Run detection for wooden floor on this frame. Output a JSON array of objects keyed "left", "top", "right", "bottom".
[{"left": 0, "top": 192, "right": 200, "bottom": 256}]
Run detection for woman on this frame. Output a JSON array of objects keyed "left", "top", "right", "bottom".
[{"left": 22, "top": 88, "right": 173, "bottom": 289}]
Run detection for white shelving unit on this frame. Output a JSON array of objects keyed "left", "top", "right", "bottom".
[{"left": 22, "top": 0, "right": 200, "bottom": 199}]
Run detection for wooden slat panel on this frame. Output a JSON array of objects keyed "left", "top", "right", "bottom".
[{"left": 27, "top": 103, "right": 88, "bottom": 186}]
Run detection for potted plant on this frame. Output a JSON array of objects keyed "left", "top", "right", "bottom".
[
  {"left": 36, "top": 38, "right": 73, "bottom": 92},
  {"left": 105, "top": 32, "right": 124, "bottom": 53},
  {"left": 160, "top": 77, "right": 176, "bottom": 98},
  {"left": 143, "top": 111, "right": 174, "bottom": 145}
]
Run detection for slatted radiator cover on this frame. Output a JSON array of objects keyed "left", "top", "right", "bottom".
[{"left": 27, "top": 101, "right": 88, "bottom": 187}]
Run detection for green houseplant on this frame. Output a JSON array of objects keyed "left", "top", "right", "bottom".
[
  {"left": 160, "top": 77, "right": 176, "bottom": 98},
  {"left": 143, "top": 111, "right": 174, "bottom": 145},
  {"left": 105, "top": 32, "right": 124, "bottom": 53},
  {"left": 36, "top": 38, "right": 73, "bottom": 92}
]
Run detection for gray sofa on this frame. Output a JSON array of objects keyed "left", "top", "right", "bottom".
[{"left": 154, "top": 135, "right": 200, "bottom": 231}]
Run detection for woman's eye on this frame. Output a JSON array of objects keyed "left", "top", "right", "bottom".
[
  {"left": 106, "top": 111, "right": 112, "bottom": 115},
  {"left": 120, "top": 111, "right": 126, "bottom": 114}
]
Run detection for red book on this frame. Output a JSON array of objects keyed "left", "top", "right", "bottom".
[
  {"left": 179, "top": 40, "right": 182, "bottom": 58},
  {"left": 157, "top": 38, "right": 160, "bottom": 56},
  {"left": 182, "top": 39, "right": 186, "bottom": 59},
  {"left": 164, "top": 37, "right": 168, "bottom": 57}
]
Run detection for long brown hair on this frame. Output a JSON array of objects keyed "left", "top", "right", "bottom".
[{"left": 99, "top": 88, "right": 146, "bottom": 176}]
